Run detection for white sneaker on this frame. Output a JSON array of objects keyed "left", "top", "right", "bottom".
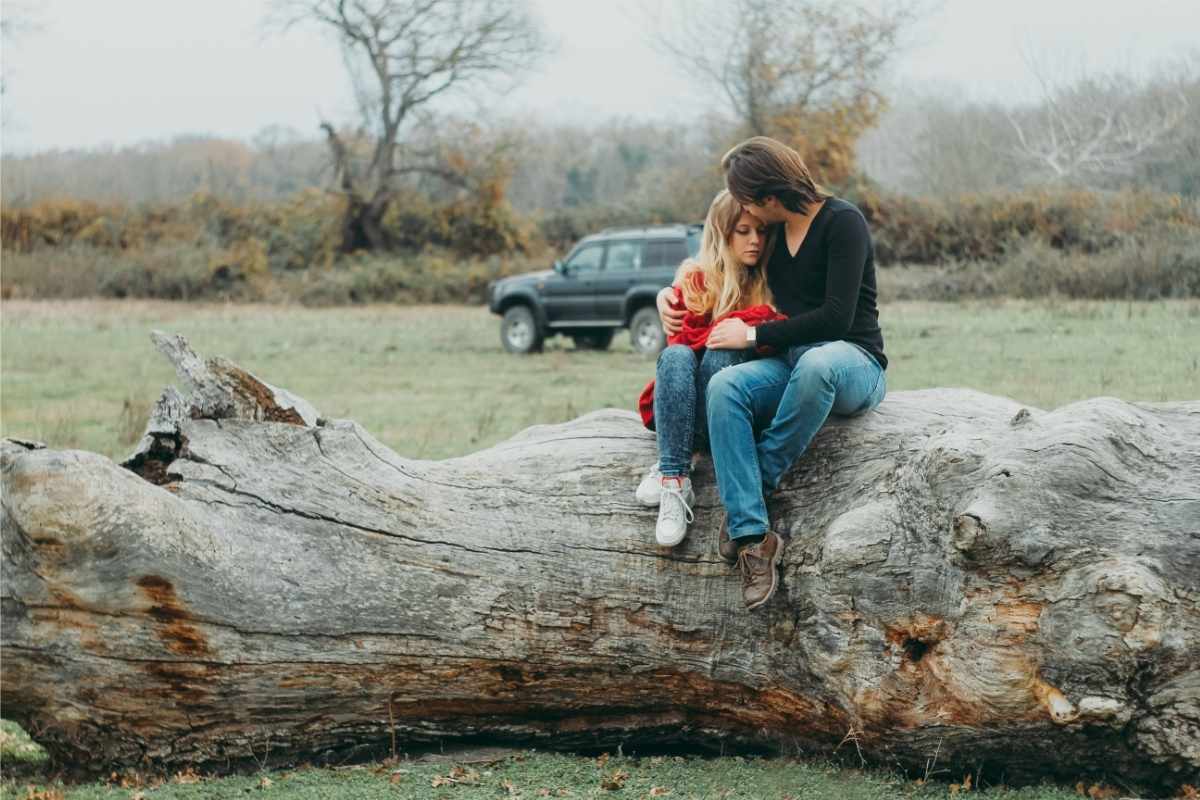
[
  {"left": 655, "top": 477, "right": 695, "bottom": 547},
  {"left": 636, "top": 464, "right": 663, "bottom": 506}
]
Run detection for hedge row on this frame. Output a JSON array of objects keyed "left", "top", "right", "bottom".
[{"left": 3, "top": 188, "right": 1197, "bottom": 303}]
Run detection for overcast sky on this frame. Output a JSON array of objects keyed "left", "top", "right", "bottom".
[{"left": 1, "top": 0, "right": 1197, "bottom": 155}]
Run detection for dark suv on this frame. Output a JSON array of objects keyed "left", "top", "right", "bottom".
[{"left": 488, "top": 224, "right": 702, "bottom": 355}]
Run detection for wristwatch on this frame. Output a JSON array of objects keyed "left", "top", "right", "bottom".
[{"left": 745, "top": 326, "right": 757, "bottom": 344}]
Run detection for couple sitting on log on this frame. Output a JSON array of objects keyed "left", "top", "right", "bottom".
[{"left": 636, "top": 136, "right": 888, "bottom": 610}]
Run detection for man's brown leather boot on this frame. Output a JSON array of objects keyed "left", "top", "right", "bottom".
[{"left": 737, "top": 531, "right": 785, "bottom": 610}]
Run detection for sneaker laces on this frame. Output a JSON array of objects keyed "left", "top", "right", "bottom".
[{"left": 659, "top": 481, "right": 694, "bottom": 525}]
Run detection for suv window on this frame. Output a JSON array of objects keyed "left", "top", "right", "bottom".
[
  {"left": 643, "top": 239, "right": 689, "bottom": 270},
  {"left": 606, "top": 240, "right": 641, "bottom": 271},
  {"left": 686, "top": 228, "right": 702, "bottom": 258},
  {"left": 565, "top": 243, "right": 604, "bottom": 274}
]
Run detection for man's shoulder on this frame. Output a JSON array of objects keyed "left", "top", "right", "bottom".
[
  {"left": 822, "top": 197, "right": 870, "bottom": 237},
  {"left": 823, "top": 196, "right": 866, "bottom": 221}
]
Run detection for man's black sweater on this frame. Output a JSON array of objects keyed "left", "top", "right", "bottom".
[{"left": 753, "top": 197, "right": 887, "bottom": 370}]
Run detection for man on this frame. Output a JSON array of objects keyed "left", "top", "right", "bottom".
[{"left": 657, "top": 136, "right": 888, "bottom": 610}]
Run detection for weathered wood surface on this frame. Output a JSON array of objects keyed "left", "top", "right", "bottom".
[{"left": 2, "top": 333, "right": 1198, "bottom": 791}]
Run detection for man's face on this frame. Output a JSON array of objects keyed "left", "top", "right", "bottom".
[{"left": 742, "top": 196, "right": 785, "bottom": 224}]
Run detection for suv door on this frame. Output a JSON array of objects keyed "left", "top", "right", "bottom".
[
  {"left": 591, "top": 239, "right": 641, "bottom": 322},
  {"left": 541, "top": 241, "right": 605, "bottom": 323},
  {"left": 641, "top": 237, "right": 691, "bottom": 290}
]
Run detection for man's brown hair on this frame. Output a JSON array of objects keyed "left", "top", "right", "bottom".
[{"left": 721, "top": 136, "right": 829, "bottom": 214}]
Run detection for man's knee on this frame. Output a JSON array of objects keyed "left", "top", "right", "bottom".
[
  {"left": 706, "top": 367, "right": 748, "bottom": 411},
  {"left": 792, "top": 346, "right": 842, "bottom": 386}
]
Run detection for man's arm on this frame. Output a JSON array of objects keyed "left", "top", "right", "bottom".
[{"left": 657, "top": 285, "right": 685, "bottom": 336}]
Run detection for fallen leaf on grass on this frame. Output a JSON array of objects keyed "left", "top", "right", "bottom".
[
  {"left": 649, "top": 787, "right": 672, "bottom": 796},
  {"left": 258, "top": 776, "right": 273, "bottom": 789},
  {"left": 1086, "top": 785, "right": 1120, "bottom": 799},
  {"left": 108, "top": 770, "right": 146, "bottom": 789},
  {"left": 173, "top": 767, "right": 202, "bottom": 784},
  {"left": 1177, "top": 786, "right": 1200, "bottom": 800},
  {"left": 431, "top": 765, "right": 481, "bottom": 787},
  {"left": 596, "top": 753, "right": 610, "bottom": 768},
  {"left": 21, "top": 789, "right": 65, "bottom": 800},
  {"left": 601, "top": 770, "right": 629, "bottom": 791},
  {"left": 502, "top": 778, "right": 520, "bottom": 796}
]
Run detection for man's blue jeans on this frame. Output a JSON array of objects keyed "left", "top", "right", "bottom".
[
  {"left": 654, "top": 345, "right": 752, "bottom": 477},
  {"left": 705, "top": 340, "right": 886, "bottom": 539}
]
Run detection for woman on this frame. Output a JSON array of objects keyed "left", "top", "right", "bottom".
[{"left": 635, "top": 189, "right": 784, "bottom": 547}]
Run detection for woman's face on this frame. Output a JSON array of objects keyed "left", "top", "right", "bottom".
[{"left": 728, "top": 210, "right": 766, "bottom": 266}]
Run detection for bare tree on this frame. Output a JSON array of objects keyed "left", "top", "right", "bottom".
[
  {"left": 1006, "top": 56, "right": 1195, "bottom": 186},
  {"left": 649, "top": 0, "right": 923, "bottom": 183},
  {"left": 271, "top": 0, "right": 548, "bottom": 251},
  {"left": 860, "top": 88, "right": 1020, "bottom": 196}
]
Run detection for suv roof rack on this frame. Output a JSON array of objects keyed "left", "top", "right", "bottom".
[{"left": 596, "top": 223, "right": 692, "bottom": 235}]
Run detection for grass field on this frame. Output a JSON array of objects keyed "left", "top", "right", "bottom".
[
  {"left": 2, "top": 298, "right": 1198, "bottom": 462},
  {"left": 2, "top": 298, "right": 1198, "bottom": 799}
]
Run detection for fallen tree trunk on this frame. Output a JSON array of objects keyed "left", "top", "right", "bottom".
[{"left": 2, "top": 333, "right": 1197, "bottom": 792}]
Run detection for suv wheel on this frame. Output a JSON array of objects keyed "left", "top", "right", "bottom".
[
  {"left": 571, "top": 329, "right": 614, "bottom": 351},
  {"left": 629, "top": 307, "right": 667, "bottom": 356},
  {"left": 501, "top": 305, "right": 543, "bottom": 354}
]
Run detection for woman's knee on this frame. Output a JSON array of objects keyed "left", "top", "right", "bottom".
[
  {"left": 700, "top": 348, "right": 745, "bottom": 371},
  {"left": 658, "top": 344, "right": 693, "bottom": 368},
  {"left": 657, "top": 344, "right": 695, "bottom": 377}
]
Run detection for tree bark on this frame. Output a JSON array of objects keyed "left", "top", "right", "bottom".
[{"left": 2, "top": 334, "right": 1197, "bottom": 792}]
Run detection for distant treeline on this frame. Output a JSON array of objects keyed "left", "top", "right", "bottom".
[
  {"left": 3, "top": 65, "right": 1198, "bottom": 305},
  {"left": 4, "top": 67, "right": 1199, "bottom": 210}
]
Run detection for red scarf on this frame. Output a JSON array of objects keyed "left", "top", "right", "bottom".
[{"left": 637, "top": 283, "right": 785, "bottom": 430}]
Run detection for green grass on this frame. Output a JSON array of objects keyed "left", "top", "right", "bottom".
[
  {"left": 2, "top": 298, "right": 1198, "bottom": 462},
  {"left": 2, "top": 297, "right": 1197, "bottom": 799},
  {"left": 0, "top": 746, "right": 1087, "bottom": 800}
]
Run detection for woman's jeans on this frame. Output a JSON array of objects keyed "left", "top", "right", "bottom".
[
  {"left": 654, "top": 345, "right": 752, "bottom": 477},
  {"left": 705, "top": 340, "right": 886, "bottom": 539}
]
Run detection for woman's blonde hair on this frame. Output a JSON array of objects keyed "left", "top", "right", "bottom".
[{"left": 677, "top": 190, "right": 773, "bottom": 319}]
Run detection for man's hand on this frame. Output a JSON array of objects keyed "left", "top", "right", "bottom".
[
  {"left": 657, "top": 286, "right": 685, "bottom": 336},
  {"left": 706, "top": 318, "right": 753, "bottom": 350}
]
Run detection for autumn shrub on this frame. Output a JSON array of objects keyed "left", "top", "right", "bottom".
[
  {"left": 5, "top": 185, "right": 1197, "bottom": 303},
  {"left": 845, "top": 186, "right": 1200, "bottom": 265},
  {"left": 2, "top": 198, "right": 124, "bottom": 252},
  {"left": 881, "top": 227, "right": 1200, "bottom": 301},
  {"left": 535, "top": 206, "right": 675, "bottom": 251},
  {"left": 1, "top": 245, "right": 112, "bottom": 298},
  {"left": 290, "top": 250, "right": 546, "bottom": 306},
  {"left": 97, "top": 243, "right": 264, "bottom": 301},
  {"left": 380, "top": 187, "right": 533, "bottom": 256},
  {"left": 997, "top": 228, "right": 1200, "bottom": 299}
]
